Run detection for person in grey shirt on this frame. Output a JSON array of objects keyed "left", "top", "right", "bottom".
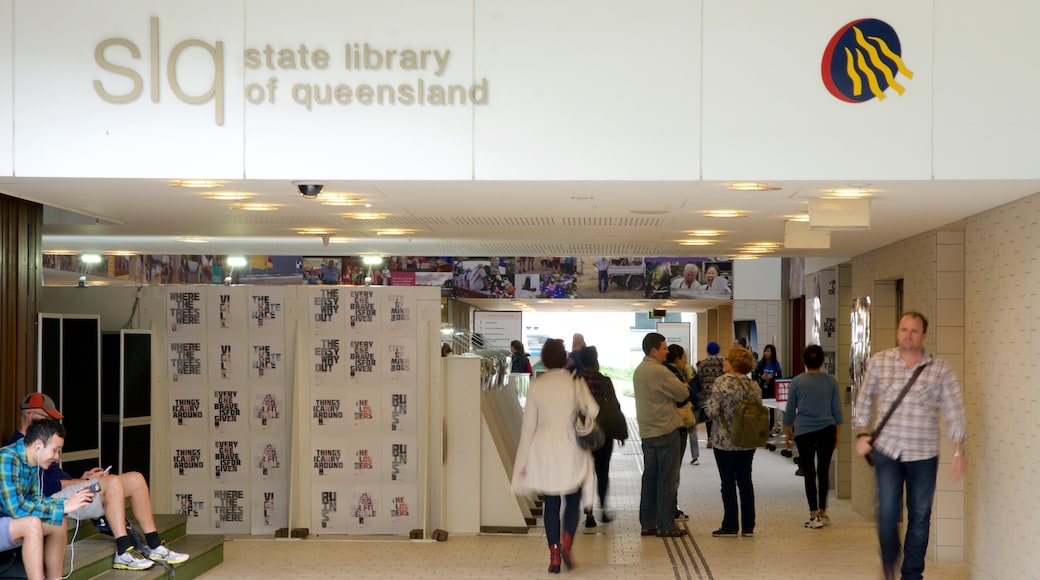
[{"left": 633, "top": 332, "right": 691, "bottom": 537}]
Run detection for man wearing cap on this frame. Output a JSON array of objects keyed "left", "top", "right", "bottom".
[
  {"left": 697, "top": 342, "right": 726, "bottom": 450},
  {"left": 10, "top": 393, "right": 189, "bottom": 571},
  {"left": 0, "top": 417, "right": 95, "bottom": 580}
]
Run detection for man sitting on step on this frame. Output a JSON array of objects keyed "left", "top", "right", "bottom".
[{"left": 8, "top": 393, "right": 190, "bottom": 571}]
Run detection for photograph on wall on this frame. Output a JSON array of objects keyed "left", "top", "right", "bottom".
[
  {"left": 521, "top": 257, "right": 579, "bottom": 299},
  {"left": 312, "top": 487, "right": 347, "bottom": 532},
  {"left": 167, "top": 288, "right": 206, "bottom": 335},
  {"left": 644, "top": 257, "right": 733, "bottom": 299},
  {"left": 452, "top": 257, "right": 514, "bottom": 298},
  {"left": 346, "top": 288, "right": 380, "bottom": 333},
  {"left": 514, "top": 272, "right": 540, "bottom": 298},
  {"left": 340, "top": 257, "right": 371, "bottom": 286},
  {"left": 210, "top": 388, "right": 248, "bottom": 435},
  {"left": 347, "top": 486, "right": 383, "bottom": 535},
  {"left": 310, "top": 334, "right": 347, "bottom": 387},
  {"left": 382, "top": 438, "right": 418, "bottom": 484},
  {"left": 251, "top": 486, "right": 288, "bottom": 535},
  {"left": 247, "top": 288, "right": 286, "bottom": 334},
  {"left": 208, "top": 339, "right": 247, "bottom": 384},
  {"left": 212, "top": 438, "right": 248, "bottom": 483},
  {"left": 173, "top": 485, "right": 210, "bottom": 534},
  {"left": 384, "top": 388, "right": 418, "bottom": 435},
  {"left": 248, "top": 336, "right": 286, "bottom": 384},
  {"left": 385, "top": 337, "right": 417, "bottom": 384},
  {"left": 345, "top": 388, "right": 382, "bottom": 432},
  {"left": 168, "top": 337, "right": 206, "bottom": 388},
  {"left": 382, "top": 484, "right": 418, "bottom": 535},
  {"left": 387, "top": 256, "right": 452, "bottom": 293},
  {"left": 383, "top": 291, "right": 417, "bottom": 334},
  {"left": 169, "top": 392, "right": 207, "bottom": 435},
  {"left": 346, "top": 337, "right": 380, "bottom": 385},
  {"left": 308, "top": 286, "right": 347, "bottom": 333},
  {"left": 301, "top": 257, "right": 343, "bottom": 285},
  {"left": 252, "top": 439, "right": 286, "bottom": 481},
  {"left": 212, "top": 486, "right": 250, "bottom": 534},
  {"left": 575, "top": 257, "right": 645, "bottom": 299},
  {"left": 311, "top": 440, "right": 348, "bottom": 484},
  {"left": 206, "top": 286, "right": 246, "bottom": 334},
  {"left": 252, "top": 390, "right": 286, "bottom": 432},
  {"left": 310, "top": 393, "right": 347, "bottom": 431}
]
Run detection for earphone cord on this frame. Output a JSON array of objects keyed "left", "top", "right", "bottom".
[{"left": 35, "top": 447, "right": 79, "bottom": 580}]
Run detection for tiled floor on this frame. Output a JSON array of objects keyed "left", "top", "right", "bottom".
[{"left": 200, "top": 422, "right": 968, "bottom": 579}]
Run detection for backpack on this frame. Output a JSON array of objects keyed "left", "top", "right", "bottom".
[
  {"left": 719, "top": 378, "right": 771, "bottom": 448},
  {"left": 583, "top": 373, "right": 628, "bottom": 442}
]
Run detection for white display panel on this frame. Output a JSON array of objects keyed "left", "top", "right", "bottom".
[{"left": 0, "top": 0, "right": 13, "bottom": 176}]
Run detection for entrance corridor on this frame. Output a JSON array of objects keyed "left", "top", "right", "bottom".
[{"left": 199, "top": 422, "right": 968, "bottom": 579}]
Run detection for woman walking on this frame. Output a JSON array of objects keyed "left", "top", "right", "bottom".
[
  {"left": 783, "top": 345, "right": 843, "bottom": 528},
  {"left": 580, "top": 346, "right": 626, "bottom": 527},
  {"left": 512, "top": 338, "right": 597, "bottom": 573},
  {"left": 705, "top": 347, "right": 760, "bottom": 537}
]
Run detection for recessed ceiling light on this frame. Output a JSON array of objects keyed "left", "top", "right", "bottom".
[
  {"left": 44, "top": 250, "right": 78, "bottom": 255},
  {"left": 204, "top": 192, "right": 254, "bottom": 201},
  {"left": 319, "top": 193, "right": 368, "bottom": 206},
  {"left": 177, "top": 237, "right": 209, "bottom": 243},
  {"left": 728, "top": 182, "right": 781, "bottom": 191},
  {"left": 376, "top": 228, "right": 414, "bottom": 236},
  {"left": 342, "top": 212, "right": 386, "bottom": 220},
  {"left": 232, "top": 203, "right": 279, "bottom": 211},
  {"left": 297, "top": 228, "right": 335, "bottom": 236},
  {"left": 171, "top": 180, "right": 224, "bottom": 188},
  {"left": 328, "top": 237, "right": 353, "bottom": 244},
  {"left": 746, "top": 242, "right": 782, "bottom": 248},
  {"left": 109, "top": 251, "right": 136, "bottom": 256},
  {"left": 731, "top": 254, "right": 760, "bottom": 260},
  {"left": 704, "top": 210, "right": 747, "bottom": 218},
  {"left": 687, "top": 230, "right": 723, "bottom": 237},
  {"left": 786, "top": 214, "right": 811, "bottom": 222},
  {"left": 678, "top": 239, "right": 716, "bottom": 246},
  {"left": 825, "top": 188, "right": 874, "bottom": 198}
]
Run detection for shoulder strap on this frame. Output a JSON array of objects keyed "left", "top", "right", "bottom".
[{"left": 871, "top": 364, "right": 927, "bottom": 438}]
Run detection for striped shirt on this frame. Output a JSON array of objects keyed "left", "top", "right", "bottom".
[
  {"left": 853, "top": 347, "right": 967, "bottom": 462},
  {"left": 0, "top": 439, "right": 66, "bottom": 526}
]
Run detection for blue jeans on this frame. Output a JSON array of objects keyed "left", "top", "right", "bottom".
[
  {"left": 639, "top": 430, "right": 681, "bottom": 531},
  {"left": 714, "top": 448, "right": 756, "bottom": 532},
  {"left": 874, "top": 451, "right": 938, "bottom": 580},
  {"left": 543, "top": 490, "right": 581, "bottom": 546}
]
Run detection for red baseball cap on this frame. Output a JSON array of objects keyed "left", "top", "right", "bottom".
[{"left": 20, "top": 393, "right": 63, "bottom": 420}]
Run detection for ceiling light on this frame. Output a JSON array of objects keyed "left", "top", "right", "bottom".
[
  {"left": 740, "top": 247, "right": 775, "bottom": 254},
  {"left": 170, "top": 180, "right": 224, "bottom": 188},
  {"left": 746, "top": 242, "right": 782, "bottom": 248},
  {"left": 786, "top": 214, "right": 811, "bottom": 222},
  {"left": 318, "top": 193, "right": 367, "bottom": 206},
  {"left": 204, "top": 192, "right": 254, "bottom": 201},
  {"left": 825, "top": 188, "right": 874, "bottom": 198},
  {"left": 342, "top": 212, "right": 386, "bottom": 220},
  {"left": 80, "top": 253, "right": 102, "bottom": 264},
  {"left": 44, "top": 250, "right": 78, "bottom": 255},
  {"left": 109, "top": 251, "right": 136, "bottom": 256},
  {"left": 678, "top": 239, "right": 716, "bottom": 246},
  {"left": 731, "top": 254, "right": 760, "bottom": 260},
  {"left": 376, "top": 228, "right": 414, "bottom": 236},
  {"left": 686, "top": 230, "right": 723, "bottom": 237},
  {"left": 232, "top": 203, "right": 279, "bottom": 211},
  {"left": 573, "top": 304, "right": 586, "bottom": 308},
  {"left": 177, "top": 237, "right": 209, "bottom": 243},
  {"left": 703, "top": 210, "right": 747, "bottom": 218},
  {"left": 328, "top": 237, "right": 352, "bottom": 244},
  {"left": 728, "top": 182, "right": 781, "bottom": 191},
  {"left": 362, "top": 256, "right": 383, "bottom": 266},
  {"left": 227, "top": 256, "right": 247, "bottom": 267},
  {"left": 297, "top": 228, "right": 335, "bottom": 236}
]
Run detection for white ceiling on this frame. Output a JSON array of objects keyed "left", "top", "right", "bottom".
[{"left": 5, "top": 176, "right": 1038, "bottom": 259}]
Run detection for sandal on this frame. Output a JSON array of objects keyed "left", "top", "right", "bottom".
[
  {"left": 655, "top": 528, "right": 688, "bottom": 537},
  {"left": 640, "top": 528, "right": 657, "bottom": 536}
]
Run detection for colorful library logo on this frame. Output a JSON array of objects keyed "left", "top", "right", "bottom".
[{"left": 821, "top": 18, "right": 913, "bottom": 103}]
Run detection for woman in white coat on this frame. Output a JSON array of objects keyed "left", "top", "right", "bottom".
[{"left": 512, "top": 338, "right": 598, "bottom": 574}]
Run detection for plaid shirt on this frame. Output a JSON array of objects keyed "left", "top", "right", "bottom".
[
  {"left": 853, "top": 347, "right": 967, "bottom": 462},
  {"left": 0, "top": 439, "right": 66, "bottom": 526}
]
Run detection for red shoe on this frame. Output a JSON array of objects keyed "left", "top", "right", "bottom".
[
  {"left": 547, "top": 544, "right": 561, "bottom": 574},
  {"left": 560, "top": 532, "right": 575, "bottom": 569}
]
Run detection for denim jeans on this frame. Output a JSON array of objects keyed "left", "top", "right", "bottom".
[
  {"left": 543, "top": 490, "right": 582, "bottom": 546},
  {"left": 794, "top": 425, "right": 836, "bottom": 511},
  {"left": 639, "top": 430, "right": 681, "bottom": 531},
  {"left": 713, "top": 448, "right": 756, "bottom": 532},
  {"left": 874, "top": 451, "right": 938, "bottom": 580}
]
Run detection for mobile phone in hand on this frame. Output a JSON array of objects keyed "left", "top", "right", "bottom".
[{"left": 88, "top": 481, "right": 102, "bottom": 493}]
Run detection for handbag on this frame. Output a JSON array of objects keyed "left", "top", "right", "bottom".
[
  {"left": 677, "top": 401, "right": 697, "bottom": 428},
  {"left": 573, "top": 377, "right": 606, "bottom": 451},
  {"left": 863, "top": 364, "right": 927, "bottom": 466}
]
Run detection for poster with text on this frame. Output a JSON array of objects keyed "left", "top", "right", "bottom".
[
  {"left": 212, "top": 438, "right": 248, "bottom": 484},
  {"left": 345, "top": 436, "right": 381, "bottom": 483},
  {"left": 210, "top": 388, "right": 248, "bottom": 435},
  {"left": 249, "top": 336, "right": 286, "bottom": 385},
  {"left": 345, "top": 388, "right": 382, "bottom": 433},
  {"left": 251, "top": 390, "right": 286, "bottom": 433},
  {"left": 173, "top": 485, "right": 210, "bottom": 534},
  {"left": 310, "top": 335, "right": 347, "bottom": 387},
  {"left": 212, "top": 486, "right": 250, "bottom": 534},
  {"left": 383, "top": 291, "right": 417, "bottom": 334},
  {"left": 382, "top": 484, "right": 418, "bottom": 535},
  {"left": 170, "top": 440, "right": 209, "bottom": 484},
  {"left": 384, "top": 338, "right": 417, "bottom": 385},
  {"left": 346, "top": 337, "right": 380, "bottom": 385},
  {"left": 167, "top": 289, "right": 206, "bottom": 336},
  {"left": 252, "top": 438, "right": 286, "bottom": 482},
  {"left": 311, "top": 439, "right": 348, "bottom": 484},
  {"left": 169, "top": 392, "right": 207, "bottom": 436},
  {"left": 168, "top": 337, "right": 206, "bottom": 388},
  {"left": 251, "top": 485, "right": 288, "bottom": 536},
  {"left": 206, "top": 287, "right": 246, "bottom": 335},
  {"left": 248, "top": 288, "right": 286, "bottom": 335},
  {"left": 347, "top": 485, "right": 383, "bottom": 534},
  {"left": 382, "top": 438, "right": 418, "bottom": 484},
  {"left": 310, "top": 392, "right": 348, "bottom": 432},
  {"left": 384, "top": 388, "right": 418, "bottom": 435},
  {"left": 309, "top": 286, "right": 348, "bottom": 334},
  {"left": 312, "top": 487, "right": 348, "bottom": 532},
  {"left": 207, "top": 339, "right": 247, "bottom": 385},
  {"left": 345, "top": 289, "right": 379, "bottom": 333}
]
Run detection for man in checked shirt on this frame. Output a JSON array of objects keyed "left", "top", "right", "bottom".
[{"left": 854, "top": 311, "right": 966, "bottom": 580}]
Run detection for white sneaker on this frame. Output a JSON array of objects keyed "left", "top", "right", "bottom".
[
  {"left": 804, "top": 514, "right": 823, "bottom": 529},
  {"left": 113, "top": 547, "right": 155, "bottom": 570},
  {"left": 819, "top": 513, "right": 831, "bottom": 526},
  {"left": 147, "top": 542, "right": 190, "bottom": 564}
]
